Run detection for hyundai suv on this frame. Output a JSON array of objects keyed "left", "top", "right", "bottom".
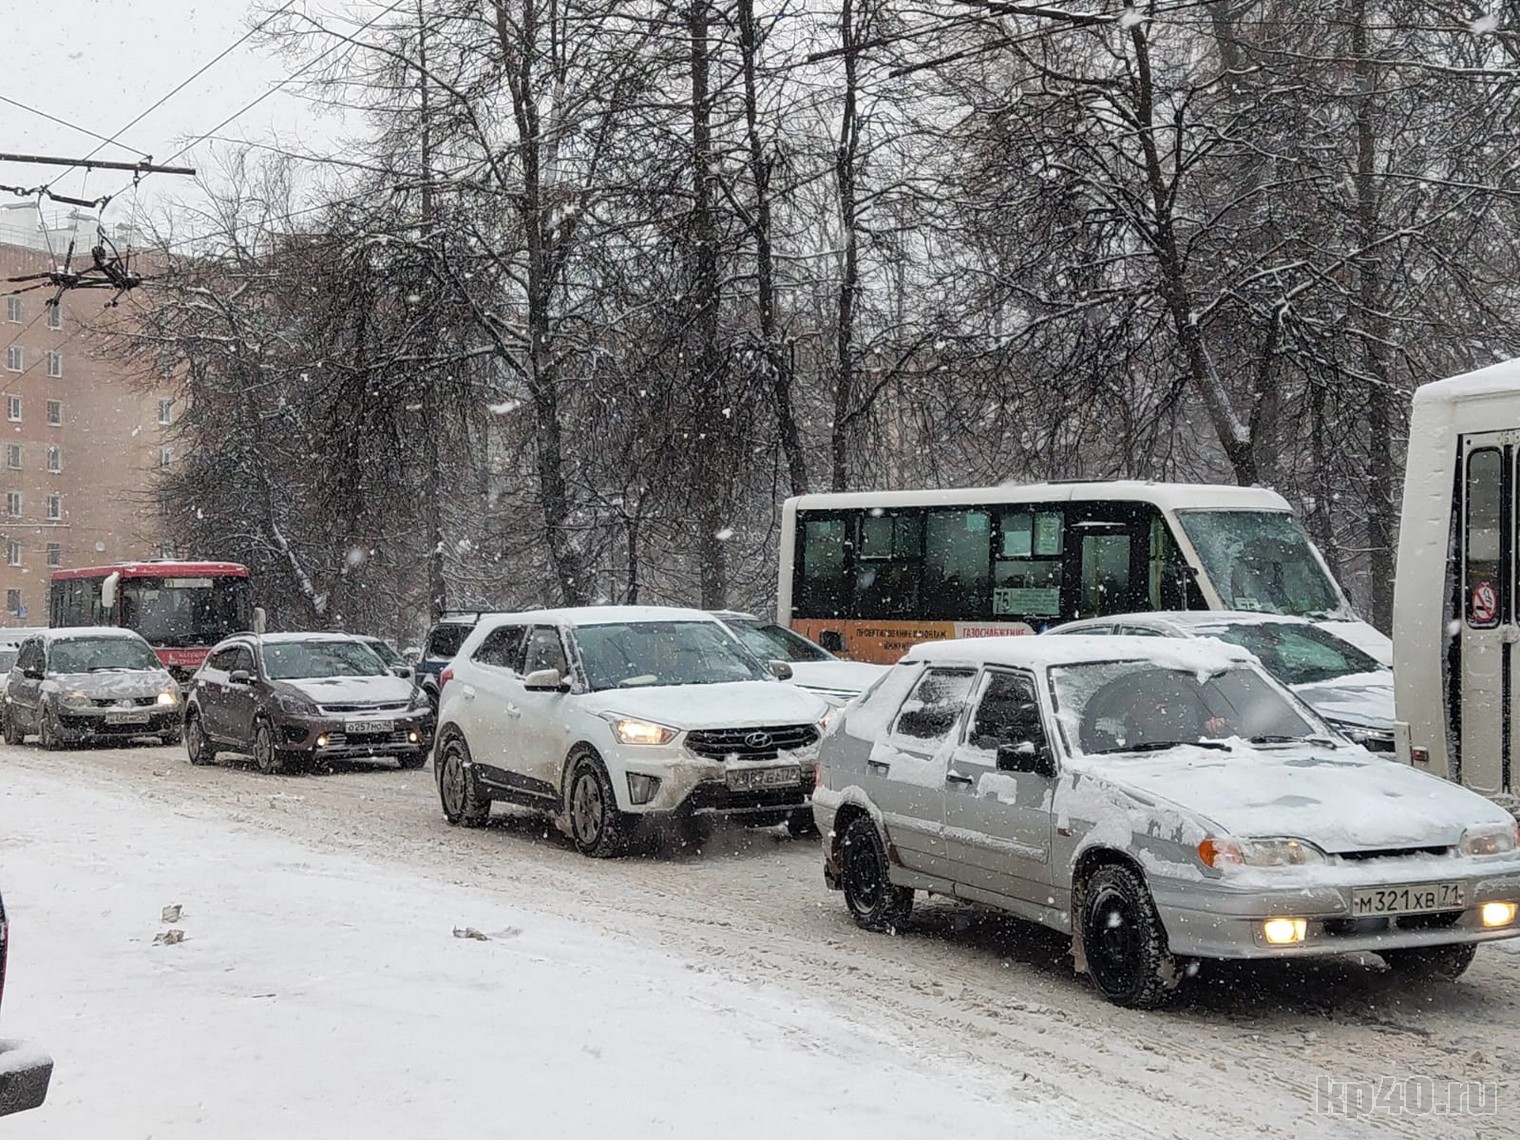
[{"left": 434, "top": 606, "right": 831, "bottom": 855}]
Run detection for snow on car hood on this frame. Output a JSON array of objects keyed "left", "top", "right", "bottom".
[
  {"left": 1088, "top": 745, "right": 1509, "bottom": 853},
  {"left": 281, "top": 674, "right": 415, "bottom": 706},
  {"left": 1290, "top": 670, "right": 1394, "bottom": 729},
  {"left": 48, "top": 669, "right": 175, "bottom": 699},
  {"left": 786, "top": 660, "right": 889, "bottom": 699},
  {"left": 577, "top": 680, "right": 830, "bottom": 729}
]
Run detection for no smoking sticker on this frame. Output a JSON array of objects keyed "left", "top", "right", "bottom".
[{"left": 1471, "top": 581, "right": 1498, "bottom": 624}]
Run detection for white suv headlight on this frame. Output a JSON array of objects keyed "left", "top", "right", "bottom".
[
  {"left": 1460, "top": 822, "right": 1519, "bottom": 858},
  {"left": 610, "top": 718, "right": 678, "bottom": 746}
]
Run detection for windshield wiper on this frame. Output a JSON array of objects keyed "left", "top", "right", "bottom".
[
  {"left": 1104, "top": 740, "right": 1232, "bottom": 754},
  {"left": 1247, "top": 734, "right": 1339, "bottom": 747}
]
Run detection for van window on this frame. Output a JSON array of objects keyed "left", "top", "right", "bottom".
[{"left": 1465, "top": 448, "right": 1503, "bottom": 627}]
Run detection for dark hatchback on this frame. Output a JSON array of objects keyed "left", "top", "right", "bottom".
[
  {"left": 184, "top": 633, "right": 433, "bottom": 774},
  {"left": 0, "top": 890, "right": 52, "bottom": 1117}
]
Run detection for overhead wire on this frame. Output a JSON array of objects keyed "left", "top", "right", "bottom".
[{"left": 0, "top": 95, "right": 149, "bottom": 157}]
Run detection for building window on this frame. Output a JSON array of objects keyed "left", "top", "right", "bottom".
[
  {"left": 6, "top": 395, "right": 19, "bottom": 421},
  {"left": 46, "top": 446, "right": 61, "bottom": 474},
  {"left": 45, "top": 543, "right": 61, "bottom": 567},
  {"left": 46, "top": 399, "right": 61, "bottom": 426},
  {"left": 47, "top": 352, "right": 61, "bottom": 378},
  {"left": 6, "top": 445, "right": 20, "bottom": 469},
  {"left": 46, "top": 493, "right": 61, "bottom": 521},
  {"left": 158, "top": 399, "right": 173, "bottom": 425},
  {"left": 158, "top": 542, "right": 176, "bottom": 560},
  {"left": 46, "top": 304, "right": 61, "bottom": 331},
  {"left": 6, "top": 541, "right": 20, "bottom": 567},
  {"left": 157, "top": 492, "right": 172, "bottom": 517},
  {"left": 4, "top": 346, "right": 19, "bottom": 372},
  {"left": 158, "top": 447, "right": 172, "bottom": 468},
  {"left": 5, "top": 492, "right": 19, "bottom": 518},
  {"left": 4, "top": 298, "right": 20, "bottom": 323},
  {"left": 5, "top": 589, "right": 20, "bottom": 614}
]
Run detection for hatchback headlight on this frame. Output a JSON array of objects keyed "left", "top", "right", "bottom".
[
  {"left": 60, "top": 689, "right": 93, "bottom": 709},
  {"left": 610, "top": 718, "right": 678, "bottom": 746},
  {"left": 408, "top": 688, "right": 431, "bottom": 712},
  {"left": 157, "top": 689, "right": 179, "bottom": 706},
  {"left": 1199, "top": 837, "right": 1329, "bottom": 869},
  {"left": 276, "top": 692, "right": 318, "bottom": 716},
  {"left": 1460, "top": 822, "right": 1519, "bottom": 858}
]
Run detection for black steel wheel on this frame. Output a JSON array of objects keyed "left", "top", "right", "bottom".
[
  {"left": 1081, "top": 863, "right": 1180, "bottom": 1009},
  {"left": 38, "top": 705, "right": 65, "bottom": 751},
  {"left": 437, "top": 736, "right": 490, "bottom": 827},
  {"left": 839, "top": 814, "right": 913, "bottom": 933}
]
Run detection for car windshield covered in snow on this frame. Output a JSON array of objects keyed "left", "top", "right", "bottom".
[
  {"left": 1175, "top": 509, "right": 1344, "bottom": 618},
  {"left": 0, "top": 648, "right": 16, "bottom": 672},
  {"left": 1193, "top": 620, "right": 1384, "bottom": 687},
  {"left": 725, "top": 618, "right": 832, "bottom": 663},
  {"left": 575, "top": 621, "right": 771, "bottom": 690},
  {"left": 361, "top": 638, "right": 405, "bottom": 668},
  {"left": 1051, "top": 660, "right": 1318, "bottom": 756},
  {"left": 49, "top": 636, "right": 162, "bottom": 674},
  {"left": 263, "top": 640, "right": 389, "bottom": 681}
]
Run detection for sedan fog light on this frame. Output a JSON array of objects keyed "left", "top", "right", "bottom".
[
  {"left": 627, "top": 772, "right": 661, "bottom": 805},
  {"left": 1480, "top": 901, "right": 1518, "bottom": 928},
  {"left": 316, "top": 734, "right": 329, "bottom": 749},
  {"left": 408, "top": 730, "right": 419, "bottom": 744},
  {"left": 1262, "top": 918, "right": 1307, "bottom": 945}
]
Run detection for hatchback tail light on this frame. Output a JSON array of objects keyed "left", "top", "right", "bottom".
[{"left": 440, "top": 666, "right": 455, "bottom": 690}]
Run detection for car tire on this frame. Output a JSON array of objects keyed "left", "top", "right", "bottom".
[
  {"left": 437, "top": 736, "right": 491, "bottom": 827},
  {"left": 565, "top": 751, "right": 629, "bottom": 858},
  {"left": 786, "top": 809, "right": 820, "bottom": 838},
  {"left": 1, "top": 703, "right": 22, "bottom": 746},
  {"left": 185, "top": 710, "right": 216, "bottom": 766},
  {"left": 839, "top": 814, "right": 913, "bottom": 933},
  {"left": 252, "top": 718, "right": 286, "bottom": 775},
  {"left": 1381, "top": 942, "right": 1478, "bottom": 981},
  {"left": 38, "top": 705, "right": 65, "bottom": 751},
  {"left": 1081, "top": 863, "right": 1181, "bottom": 1009}
]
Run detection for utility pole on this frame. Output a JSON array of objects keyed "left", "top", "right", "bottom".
[{"left": 415, "top": 0, "right": 448, "bottom": 624}]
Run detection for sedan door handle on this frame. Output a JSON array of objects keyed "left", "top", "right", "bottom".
[
  {"left": 866, "top": 759, "right": 890, "bottom": 774},
  {"left": 946, "top": 770, "right": 976, "bottom": 786}
]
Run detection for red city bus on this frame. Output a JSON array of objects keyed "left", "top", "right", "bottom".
[{"left": 49, "top": 562, "right": 256, "bottom": 679}]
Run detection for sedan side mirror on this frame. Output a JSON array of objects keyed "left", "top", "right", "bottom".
[
  {"left": 228, "top": 670, "right": 253, "bottom": 686},
  {"left": 22, "top": 667, "right": 43, "bottom": 681},
  {"left": 392, "top": 665, "right": 414, "bottom": 680},
  {"left": 996, "top": 740, "right": 1056, "bottom": 778},
  {"left": 769, "top": 660, "right": 794, "bottom": 681},
  {"left": 523, "top": 668, "right": 570, "bottom": 693}
]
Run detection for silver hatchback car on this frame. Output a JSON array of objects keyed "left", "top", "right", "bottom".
[{"left": 813, "top": 635, "right": 1520, "bottom": 1008}]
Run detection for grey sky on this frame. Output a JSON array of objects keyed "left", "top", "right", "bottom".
[{"left": 3, "top": 0, "right": 347, "bottom": 239}]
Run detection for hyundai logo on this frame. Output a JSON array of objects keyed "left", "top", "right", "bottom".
[{"left": 744, "top": 731, "right": 773, "bottom": 750}]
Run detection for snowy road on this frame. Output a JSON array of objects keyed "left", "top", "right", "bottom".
[{"left": 2, "top": 742, "right": 1517, "bottom": 1139}]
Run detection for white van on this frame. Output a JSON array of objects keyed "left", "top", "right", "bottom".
[{"left": 1393, "top": 359, "right": 1520, "bottom": 805}]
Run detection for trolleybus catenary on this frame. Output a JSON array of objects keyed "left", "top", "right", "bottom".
[
  {"left": 780, "top": 481, "right": 1387, "bottom": 666},
  {"left": 49, "top": 562, "right": 255, "bottom": 681},
  {"left": 1394, "top": 359, "right": 1520, "bottom": 801}
]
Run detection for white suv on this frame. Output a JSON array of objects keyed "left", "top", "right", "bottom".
[{"left": 434, "top": 606, "right": 832, "bottom": 855}]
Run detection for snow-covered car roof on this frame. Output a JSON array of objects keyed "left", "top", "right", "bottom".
[
  {"left": 482, "top": 605, "right": 727, "bottom": 629},
  {"left": 905, "top": 633, "right": 1258, "bottom": 673},
  {"left": 1058, "top": 610, "right": 1323, "bottom": 633},
  {"left": 41, "top": 626, "right": 152, "bottom": 642},
  {"left": 253, "top": 632, "right": 368, "bottom": 644}
]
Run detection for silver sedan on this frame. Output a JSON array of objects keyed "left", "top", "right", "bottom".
[{"left": 812, "top": 635, "right": 1520, "bottom": 1008}]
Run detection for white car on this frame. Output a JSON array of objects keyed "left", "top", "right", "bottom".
[
  {"left": 1049, "top": 611, "right": 1394, "bottom": 752},
  {"left": 0, "top": 628, "right": 47, "bottom": 701},
  {"left": 709, "top": 611, "right": 889, "bottom": 706},
  {"left": 814, "top": 635, "right": 1520, "bottom": 1008},
  {"left": 434, "top": 606, "right": 833, "bottom": 855}
]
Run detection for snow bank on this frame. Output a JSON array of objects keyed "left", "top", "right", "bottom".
[{"left": 0, "top": 769, "right": 1069, "bottom": 1140}]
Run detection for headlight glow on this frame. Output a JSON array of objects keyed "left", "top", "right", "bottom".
[
  {"left": 157, "top": 690, "right": 179, "bottom": 705},
  {"left": 61, "top": 689, "right": 92, "bottom": 708},
  {"left": 1199, "top": 837, "right": 1328, "bottom": 869},
  {"left": 1460, "top": 822, "right": 1519, "bottom": 858},
  {"left": 1262, "top": 918, "right": 1307, "bottom": 945},
  {"left": 1480, "top": 901, "right": 1518, "bottom": 928},
  {"left": 612, "top": 718, "right": 677, "bottom": 747}
]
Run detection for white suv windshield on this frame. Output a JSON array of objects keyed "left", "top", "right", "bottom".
[
  {"left": 1175, "top": 509, "right": 1344, "bottom": 618},
  {"left": 575, "top": 621, "right": 770, "bottom": 690},
  {"left": 1050, "top": 661, "right": 1318, "bottom": 756}
]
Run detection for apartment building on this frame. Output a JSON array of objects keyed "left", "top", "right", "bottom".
[{"left": 0, "top": 212, "right": 174, "bottom": 626}]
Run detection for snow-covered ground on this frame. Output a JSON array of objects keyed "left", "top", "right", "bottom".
[
  {"left": 1, "top": 765, "right": 1074, "bottom": 1139},
  {"left": 3, "top": 743, "right": 1517, "bottom": 1140}
]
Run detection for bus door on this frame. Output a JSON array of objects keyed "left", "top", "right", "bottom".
[
  {"left": 1457, "top": 434, "right": 1518, "bottom": 796},
  {"left": 1066, "top": 504, "right": 1152, "bottom": 620}
]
